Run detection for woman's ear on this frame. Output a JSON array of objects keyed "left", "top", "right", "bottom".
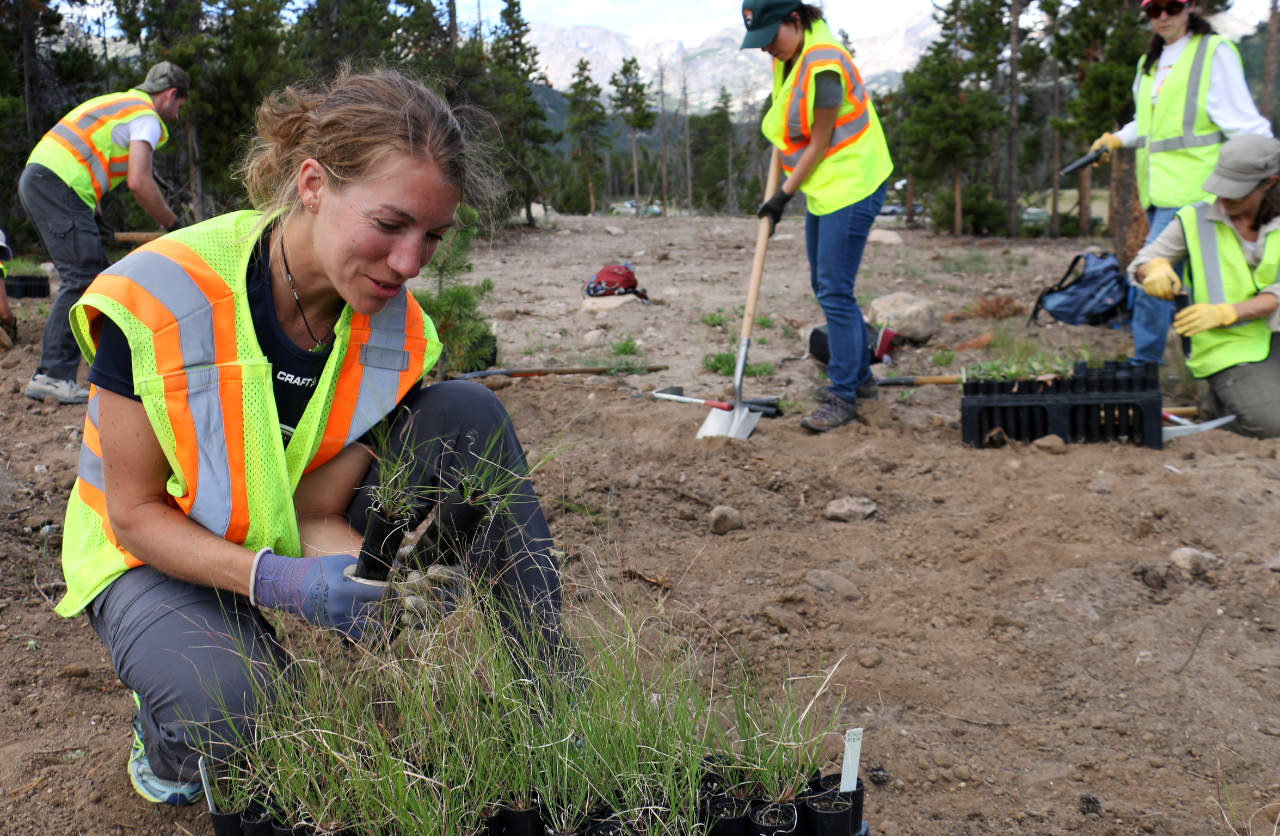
[{"left": 296, "top": 158, "right": 326, "bottom": 208}]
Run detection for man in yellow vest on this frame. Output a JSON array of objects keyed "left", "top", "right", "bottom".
[{"left": 18, "top": 61, "right": 189, "bottom": 404}]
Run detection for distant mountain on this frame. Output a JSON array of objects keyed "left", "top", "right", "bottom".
[{"left": 529, "top": 16, "right": 939, "bottom": 113}]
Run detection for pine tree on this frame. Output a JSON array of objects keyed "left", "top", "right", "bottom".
[
  {"left": 609, "top": 57, "right": 655, "bottom": 217},
  {"left": 489, "top": 0, "right": 558, "bottom": 226},
  {"left": 283, "top": 0, "right": 396, "bottom": 78},
  {"left": 565, "top": 59, "right": 608, "bottom": 214}
]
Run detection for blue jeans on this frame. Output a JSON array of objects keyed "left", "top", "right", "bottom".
[
  {"left": 805, "top": 180, "right": 887, "bottom": 402},
  {"left": 1128, "top": 206, "right": 1183, "bottom": 365}
]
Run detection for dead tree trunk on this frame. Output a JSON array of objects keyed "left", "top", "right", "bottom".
[
  {"left": 658, "top": 65, "right": 669, "bottom": 216},
  {"left": 1078, "top": 165, "right": 1092, "bottom": 238},
  {"left": 1007, "top": 0, "right": 1020, "bottom": 238},
  {"left": 1265, "top": 0, "right": 1278, "bottom": 125},
  {"left": 682, "top": 67, "right": 693, "bottom": 212},
  {"left": 953, "top": 171, "right": 963, "bottom": 235},
  {"left": 1110, "top": 148, "right": 1147, "bottom": 267}
]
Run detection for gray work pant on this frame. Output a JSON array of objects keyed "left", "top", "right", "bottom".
[
  {"left": 17, "top": 164, "right": 109, "bottom": 381},
  {"left": 1203, "top": 332, "right": 1280, "bottom": 439},
  {"left": 85, "top": 380, "right": 563, "bottom": 783}
]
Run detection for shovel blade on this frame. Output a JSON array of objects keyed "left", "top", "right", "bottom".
[
  {"left": 696, "top": 405, "right": 762, "bottom": 439},
  {"left": 1161, "top": 413, "right": 1236, "bottom": 442}
]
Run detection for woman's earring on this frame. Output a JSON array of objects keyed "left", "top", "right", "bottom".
[{"left": 309, "top": 203, "right": 316, "bottom": 211}]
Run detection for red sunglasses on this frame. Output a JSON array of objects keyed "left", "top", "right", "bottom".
[{"left": 1144, "top": 0, "right": 1187, "bottom": 18}]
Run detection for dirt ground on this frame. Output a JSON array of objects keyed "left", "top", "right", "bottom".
[{"left": 1, "top": 215, "right": 1278, "bottom": 835}]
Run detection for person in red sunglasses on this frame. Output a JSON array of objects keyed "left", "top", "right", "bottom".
[{"left": 1088, "top": 0, "right": 1271, "bottom": 369}]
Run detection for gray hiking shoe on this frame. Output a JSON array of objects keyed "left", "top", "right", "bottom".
[
  {"left": 802, "top": 394, "right": 858, "bottom": 433},
  {"left": 25, "top": 373, "right": 89, "bottom": 404}
]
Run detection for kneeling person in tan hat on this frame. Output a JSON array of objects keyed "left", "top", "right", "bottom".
[
  {"left": 18, "top": 61, "right": 189, "bottom": 404},
  {"left": 1128, "top": 133, "right": 1280, "bottom": 437}
]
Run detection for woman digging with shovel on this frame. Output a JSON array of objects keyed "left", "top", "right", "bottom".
[{"left": 740, "top": 0, "right": 893, "bottom": 432}]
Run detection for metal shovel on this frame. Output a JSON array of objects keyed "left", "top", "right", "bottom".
[
  {"left": 698, "top": 149, "right": 781, "bottom": 440},
  {"left": 1161, "top": 412, "right": 1236, "bottom": 442}
]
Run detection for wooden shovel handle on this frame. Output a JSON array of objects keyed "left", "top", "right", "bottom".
[
  {"left": 741, "top": 148, "right": 782, "bottom": 341},
  {"left": 112, "top": 231, "right": 164, "bottom": 244}
]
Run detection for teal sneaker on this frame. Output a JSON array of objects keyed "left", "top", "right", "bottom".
[{"left": 128, "top": 692, "right": 204, "bottom": 806}]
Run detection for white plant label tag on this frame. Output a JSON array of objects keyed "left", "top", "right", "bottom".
[{"left": 840, "top": 727, "right": 864, "bottom": 793}]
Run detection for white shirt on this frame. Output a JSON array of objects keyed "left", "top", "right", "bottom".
[
  {"left": 1115, "top": 33, "right": 1272, "bottom": 146},
  {"left": 110, "top": 114, "right": 163, "bottom": 152}
]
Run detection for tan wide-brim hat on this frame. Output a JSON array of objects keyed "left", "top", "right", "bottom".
[{"left": 1202, "top": 134, "right": 1280, "bottom": 199}]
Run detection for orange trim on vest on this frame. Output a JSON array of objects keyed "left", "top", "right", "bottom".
[
  {"left": 309, "top": 314, "right": 373, "bottom": 473},
  {"left": 48, "top": 131, "right": 111, "bottom": 200}
]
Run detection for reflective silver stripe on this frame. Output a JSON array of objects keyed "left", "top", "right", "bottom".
[
  {"left": 1194, "top": 203, "right": 1228, "bottom": 305},
  {"left": 77, "top": 392, "right": 105, "bottom": 493},
  {"left": 830, "top": 110, "right": 870, "bottom": 147},
  {"left": 108, "top": 250, "right": 235, "bottom": 535},
  {"left": 1149, "top": 36, "right": 1225, "bottom": 154},
  {"left": 108, "top": 161, "right": 130, "bottom": 177},
  {"left": 72, "top": 97, "right": 146, "bottom": 131},
  {"left": 1134, "top": 136, "right": 1148, "bottom": 149},
  {"left": 346, "top": 291, "right": 413, "bottom": 445},
  {"left": 781, "top": 148, "right": 803, "bottom": 168},
  {"left": 785, "top": 45, "right": 861, "bottom": 149},
  {"left": 50, "top": 123, "right": 108, "bottom": 195},
  {"left": 1149, "top": 132, "right": 1225, "bottom": 153}
]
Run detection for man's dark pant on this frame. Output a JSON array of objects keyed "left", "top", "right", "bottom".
[{"left": 17, "top": 164, "right": 109, "bottom": 382}]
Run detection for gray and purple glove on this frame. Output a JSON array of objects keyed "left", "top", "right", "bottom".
[{"left": 250, "top": 549, "right": 388, "bottom": 641}]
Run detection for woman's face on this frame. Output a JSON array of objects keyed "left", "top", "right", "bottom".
[
  {"left": 304, "top": 151, "right": 460, "bottom": 316},
  {"left": 762, "top": 16, "right": 804, "bottom": 63},
  {"left": 1148, "top": 0, "right": 1192, "bottom": 44},
  {"left": 1220, "top": 176, "right": 1277, "bottom": 220}
]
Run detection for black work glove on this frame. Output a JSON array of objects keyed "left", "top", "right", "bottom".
[
  {"left": 166, "top": 219, "right": 186, "bottom": 233},
  {"left": 756, "top": 189, "right": 793, "bottom": 237}
]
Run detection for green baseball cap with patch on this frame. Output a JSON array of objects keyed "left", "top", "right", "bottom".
[
  {"left": 740, "top": 0, "right": 802, "bottom": 49},
  {"left": 136, "top": 61, "right": 190, "bottom": 95}
]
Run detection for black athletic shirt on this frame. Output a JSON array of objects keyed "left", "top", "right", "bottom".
[{"left": 88, "top": 231, "right": 331, "bottom": 442}]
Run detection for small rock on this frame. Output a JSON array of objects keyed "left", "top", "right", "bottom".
[
  {"left": 480, "top": 375, "right": 512, "bottom": 391},
  {"left": 825, "top": 496, "right": 876, "bottom": 521},
  {"left": 952, "top": 764, "right": 972, "bottom": 781},
  {"left": 866, "top": 292, "right": 942, "bottom": 342},
  {"left": 60, "top": 664, "right": 90, "bottom": 678},
  {"left": 1033, "top": 434, "right": 1066, "bottom": 454},
  {"left": 88, "top": 789, "right": 102, "bottom": 803},
  {"left": 582, "top": 329, "right": 607, "bottom": 347},
  {"left": 1266, "top": 555, "right": 1280, "bottom": 572},
  {"left": 856, "top": 649, "right": 883, "bottom": 669},
  {"left": 1169, "top": 546, "right": 1219, "bottom": 576},
  {"left": 604, "top": 225, "right": 624, "bottom": 236},
  {"left": 763, "top": 605, "right": 806, "bottom": 634},
  {"left": 931, "top": 750, "right": 956, "bottom": 768},
  {"left": 867, "top": 764, "right": 891, "bottom": 785},
  {"left": 868, "top": 229, "right": 903, "bottom": 245},
  {"left": 1088, "top": 480, "right": 1111, "bottom": 495},
  {"left": 708, "top": 505, "right": 743, "bottom": 535},
  {"left": 1079, "top": 794, "right": 1102, "bottom": 816},
  {"left": 804, "top": 569, "right": 861, "bottom": 601}
]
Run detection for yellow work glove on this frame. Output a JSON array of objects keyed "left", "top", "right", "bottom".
[
  {"left": 1089, "top": 132, "right": 1124, "bottom": 165},
  {"left": 1140, "top": 257, "right": 1182, "bottom": 300},
  {"left": 1173, "top": 303, "right": 1237, "bottom": 337}
]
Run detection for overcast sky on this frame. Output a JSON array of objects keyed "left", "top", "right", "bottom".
[{"left": 467, "top": 0, "right": 1273, "bottom": 45}]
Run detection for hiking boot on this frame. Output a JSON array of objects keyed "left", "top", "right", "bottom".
[
  {"left": 801, "top": 393, "right": 858, "bottom": 433},
  {"left": 128, "top": 692, "right": 204, "bottom": 806},
  {"left": 24, "top": 373, "right": 89, "bottom": 404}
]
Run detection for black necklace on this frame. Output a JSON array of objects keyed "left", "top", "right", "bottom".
[{"left": 279, "top": 236, "right": 331, "bottom": 351}]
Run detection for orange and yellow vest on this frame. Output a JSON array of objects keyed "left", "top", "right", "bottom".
[
  {"left": 760, "top": 18, "right": 893, "bottom": 215},
  {"left": 55, "top": 210, "right": 441, "bottom": 616},
  {"left": 1178, "top": 201, "right": 1276, "bottom": 378},
  {"left": 1134, "top": 34, "right": 1232, "bottom": 209},
  {"left": 26, "top": 89, "right": 170, "bottom": 209}
]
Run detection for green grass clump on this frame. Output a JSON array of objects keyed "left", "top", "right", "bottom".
[
  {"left": 3, "top": 258, "right": 43, "bottom": 274},
  {"left": 702, "top": 351, "right": 774, "bottom": 377},
  {"left": 611, "top": 336, "right": 638, "bottom": 356},
  {"left": 931, "top": 350, "right": 956, "bottom": 367},
  {"left": 940, "top": 252, "right": 991, "bottom": 274},
  {"left": 754, "top": 314, "right": 774, "bottom": 329},
  {"left": 701, "top": 309, "right": 728, "bottom": 328}
]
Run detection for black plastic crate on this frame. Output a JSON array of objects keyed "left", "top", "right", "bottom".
[
  {"left": 961, "top": 361, "right": 1162, "bottom": 449},
  {"left": 4, "top": 273, "right": 50, "bottom": 298}
]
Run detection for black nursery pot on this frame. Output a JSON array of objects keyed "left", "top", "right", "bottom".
[
  {"left": 747, "top": 801, "right": 799, "bottom": 836},
  {"left": 502, "top": 801, "right": 546, "bottom": 836},
  {"left": 209, "top": 809, "right": 242, "bottom": 836},
  {"left": 705, "top": 795, "right": 750, "bottom": 836},
  {"left": 815, "top": 775, "right": 865, "bottom": 830},
  {"left": 4, "top": 273, "right": 49, "bottom": 298},
  {"left": 240, "top": 802, "right": 275, "bottom": 836},
  {"left": 804, "top": 790, "right": 852, "bottom": 836},
  {"left": 355, "top": 508, "right": 407, "bottom": 581}
]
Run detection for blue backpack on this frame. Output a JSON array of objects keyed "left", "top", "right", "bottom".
[{"left": 1028, "top": 252, "right": 1128, "bottom": 327}]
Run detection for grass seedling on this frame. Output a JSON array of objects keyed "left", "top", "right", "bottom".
[
  {"left": 941, "top": 252, "right": 990, "bottom": 274},
  {"left": 701, "top": 309, "right": 728, "bottom": 328},
  {"left": 755, "top": 314, "right": 774, "bottom": 329},
  {"left": 702, "top": 352, "right": 774, "bottom": 377},
  {"left": 612, "top": 336, "right": 639, "bottom": 356},
  {"left": 930, "top": 350, "right": 955, "bottom": 367}
]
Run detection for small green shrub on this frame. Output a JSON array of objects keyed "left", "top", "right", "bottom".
[
  {"left": 701, "top": 310, "right": 728, "bottom": 328},
  {"left": 754, "top": 314, "right": 774, "bottom": 329},
  {"left": 702, "top": 352, "right": 774, "bottom": 377},
  {"left": 611, "top": 336, "right": 638, "bottom": 356},
  {"left": 931, "top": 350, "right": 956, "bottom": 367}
]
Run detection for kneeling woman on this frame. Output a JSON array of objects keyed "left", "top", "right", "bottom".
[
  {"left": 1131, "top": 133, "right": 1280, "bottom": 437},
  {"left": 55, "top": 70, "right": 563, "bottom": 805}
]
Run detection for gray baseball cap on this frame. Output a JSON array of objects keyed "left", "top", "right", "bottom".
[
  {"left": 1202, "top": 134, "right": 1280, "bottom": 199},
  {"left": 136, "top": 61, "right": 190, "bottom": 95}
]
